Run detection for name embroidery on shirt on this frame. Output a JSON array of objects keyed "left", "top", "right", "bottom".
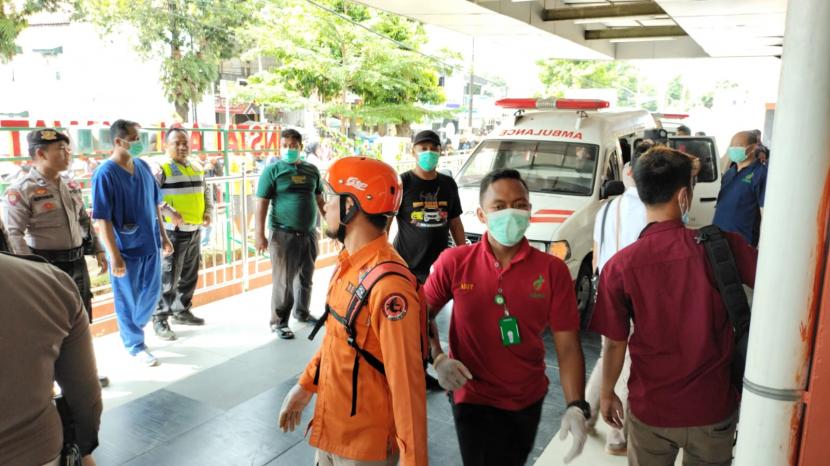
[{"left": 459, "top": 282, "right": 474, "bottom": 291}]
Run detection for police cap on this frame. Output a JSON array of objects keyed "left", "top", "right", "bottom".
[{"left": 27, "top": 128, "right": 70, "bottom": 147}]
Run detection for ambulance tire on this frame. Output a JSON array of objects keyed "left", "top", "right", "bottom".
[{"left": 576, "top": 259, "right": 593, "bottom": 330}]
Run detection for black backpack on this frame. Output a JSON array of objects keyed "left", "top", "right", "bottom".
[{"left": 695, "top": 225, "right": 752, "bottom": 390}]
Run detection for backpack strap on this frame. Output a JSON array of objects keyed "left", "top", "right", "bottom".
[
  {"left": 695, "top": 225, "right": 751, "bottom": 340},
  {"left": 597, "top": 201, "right": 613, "bottom": 272}
]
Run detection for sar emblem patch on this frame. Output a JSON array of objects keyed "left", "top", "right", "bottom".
[
  {"left": 6, "top": 190, "right": 20, "bottom": 206},
  {"left": 382, "top": 294, "right": 407, "bottom": 321}
]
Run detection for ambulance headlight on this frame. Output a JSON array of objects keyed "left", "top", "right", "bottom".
[{"left": 549, "top": 241, "right": 571, "bottom": 261}]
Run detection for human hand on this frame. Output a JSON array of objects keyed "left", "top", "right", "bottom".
[
  {"left": 434, "top": 354, "right": 473, "bottom": 391},
  {"left": 255, "top": 234, "right": 269, "bottom": 254},
  {"left": 202, "top": 213, "right": 212, "bottom": 227},
  {"left": 82, "top": 455, "right": 97, "bottom": 466},
  {"left": 600, "top": 391, "right": 625, "bottom": 430},
  {"left": 170, "top": 211, "right": 184, "bottom": 227},
  {"left": 162, "top": 238, "right": 174, "bottom": 256},
  {"left": 111, "top": 254, "right": 126, "bottom": 277},
  {"left": 558, "top": 405, "right": 588, "bottom": 464},
  {"left": 278, "top": 384, "right": 313, "bottom": 433},
  {"left": 96, "top": 252, "right": 108, "bottom": 275}
]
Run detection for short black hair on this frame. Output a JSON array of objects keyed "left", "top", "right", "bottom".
[
  {"left": 110, "top": 119, "right": 139, "bottom": 141},
  {"left": 281, "top": 128, "right": 302, "bottom": 144},
  {"left": 634, "top": 146, "right": 694, "bottom": 206},
  {"left": 479, "top": 168, "right": 529, "bottom": 202},
  {"left": 165, "top": 127, "right": 188, "bottom": 140},
  {"left": 631, "top": 139, "right": 656, "bottom": 168},
  {"left": 677, "top": 125, "right": 691, "bottom": 135}
]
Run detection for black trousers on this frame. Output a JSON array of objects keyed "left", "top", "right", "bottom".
[
  {"left": 52, "top": 257, "right": 93, "bottom": 323},
  {"left": 155, "top": 229, "right": 201, "bottom": 319},
  {"left": 451, "top": 396, "right": 544, "bottom": 466},
  {"left": 269, "top": 228, "right": 318, "bottom": 327}
]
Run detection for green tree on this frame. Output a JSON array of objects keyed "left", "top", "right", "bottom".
[
  {"left": 536, "top": 59, "right": 653, "bottom": 108},
  {"left": 81, "top": 0, "right": 255, "bottom": 121},
  {"left": 238, "top": 0, "right": 456, "bottom": 135},
  {"left": 1, "top": 0, "right": 64, "bottom": 61}
]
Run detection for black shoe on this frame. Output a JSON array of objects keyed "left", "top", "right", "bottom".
[
  {"left": 98, "top": 376, "right": 110, "bottom": 388},
  {"left": 425, "top": 373, "right": 444, "bottom": 392},
  {"left": 296, "top": 314, "right": 319, "bottom": 325},
  {"left": 153, "top": 319, "right": 177, "bottom": 341},
  {"left": 172, "top": 310, "right": 205, "bottom": 326}
]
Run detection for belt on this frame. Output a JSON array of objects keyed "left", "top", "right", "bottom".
[
  {"left": 31, "top": 246, "right": 84, "bottom": 263},
  {"left": 272, "top": 224, "right": 311, "bottom": 236}
]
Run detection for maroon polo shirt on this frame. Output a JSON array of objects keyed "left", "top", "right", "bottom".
[
  {"left": 424, "top": 233, "right": 579, "bottom": 411},
  {"left": 590, "top": 220, "right": 757, "bottom": 427}
]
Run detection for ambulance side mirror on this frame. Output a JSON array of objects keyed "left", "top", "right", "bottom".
[{"left": 601, "top": 180, "right": 625, "bottom": 199}]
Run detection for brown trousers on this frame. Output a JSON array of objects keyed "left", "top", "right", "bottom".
[{"left": 628, "top": 411, "right": 737, "bottom": 466}]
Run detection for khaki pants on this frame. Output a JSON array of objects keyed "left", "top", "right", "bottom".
[
  {"left": 315, "top": 449, "right": 399, "bottom": 466},
  {"left": 628, "top": 411, "right": 737, "bottom": 466}
]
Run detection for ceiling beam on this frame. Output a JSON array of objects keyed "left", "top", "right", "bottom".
[
  {"left": 585, "top": 25, "right": 686, "bottom": 40},
  {"left": 543, "top": 2, "right": 665, "bottom": 22}
]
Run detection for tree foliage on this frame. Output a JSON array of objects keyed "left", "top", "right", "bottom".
[
  {"left": 236, "top": 0, "right": 456, "bottom": 133},
  {"left": 1, "top": 0, "right": 65, "bottom": 61},
  {"left": 81, "top": 0, "right": 255, "bottom": 121},
  {"left": 537, "top": 59, "right": 654, "bottom": 109}
]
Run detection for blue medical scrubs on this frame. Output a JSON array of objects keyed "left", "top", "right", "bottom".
[
  {"left": 712, "top": 160, "right": 767, "bottom": 247},
  {"left": 92, "top": 158, "right": 163, "bottom": 355}
]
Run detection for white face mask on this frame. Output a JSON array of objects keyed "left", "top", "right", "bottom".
[{"left": 679, "top": 191, "right": 691, "bottom": 225}]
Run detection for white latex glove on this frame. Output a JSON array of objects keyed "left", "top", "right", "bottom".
[
  {"left": 557, "top": 405, "right": 588, "bottom": 464},
  {"left": 434, "top": 354, "right": 473, "bottom": 391}
]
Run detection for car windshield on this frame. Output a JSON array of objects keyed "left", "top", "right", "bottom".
[{"left": 457, "top": 140, "right": 599, "bottom": 195}]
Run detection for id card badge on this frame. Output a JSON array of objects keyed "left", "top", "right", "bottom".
[{"left": 499, "top": 316, "right": 521, "bottom": 346}]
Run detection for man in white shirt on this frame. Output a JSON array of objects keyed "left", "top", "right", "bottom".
[{"left": 585, "top": 144, "right": 650, "bottom": 456}]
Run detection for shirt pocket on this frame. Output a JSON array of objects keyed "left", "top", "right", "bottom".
[
  {"left": 31, "top": 200, "right": 63, "bottom": 227},
  {"left": 117, "top": 224, "right": 143, "bottom": 250}
]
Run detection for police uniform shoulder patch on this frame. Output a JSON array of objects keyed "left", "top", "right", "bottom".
[
  {"left": 382, "top": 293, "right": 408, "bottom": 321},
  {"left": 6, "top": 189, "right": 21, "bottom": 206}
]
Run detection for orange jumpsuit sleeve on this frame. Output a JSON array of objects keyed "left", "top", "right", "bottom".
[
  {"left": 298, "top": 347, "right": 322, "bottom": 393},
  {"left": 370, "top": 276, "right": 428, "bottom": 466}
]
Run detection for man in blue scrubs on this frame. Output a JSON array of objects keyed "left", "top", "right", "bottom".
[
  {"left": 93, "top": 120, "right": 173, "bottom": 366},
  {"left": 713, "top": 130, "right": 767, "bottom": 247}
]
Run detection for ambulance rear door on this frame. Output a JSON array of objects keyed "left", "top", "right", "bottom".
[{"left": 667, "top": 136, "right": 720, "bottom": 227}]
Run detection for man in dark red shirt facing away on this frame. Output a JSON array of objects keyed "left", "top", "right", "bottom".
[
  {"left": 590, "top": 147, "right": 757, "bottom": 466},
  {"left": 424, "top": 169, "right": 589, "bottom": 466}
]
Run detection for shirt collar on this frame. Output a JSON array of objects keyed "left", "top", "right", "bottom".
[
  {"left": 29, "top": 168, "right": 51, "bottom": 186},
  {"left": 639, "top": 219, "right": 685, "bottom": 238},
  {"left": 337, "top": 234, "right": 389, "bottom": 270},
  {"left": 480, "top": 232, "right": 532, "bottom": 269}
]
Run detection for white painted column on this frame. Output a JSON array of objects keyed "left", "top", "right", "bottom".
[{"left": 734, "top": 0, "right": 830, "bottom": 465}]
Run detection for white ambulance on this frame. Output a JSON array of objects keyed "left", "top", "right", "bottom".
[{"left": 454, "top": 98, "right": 721, "bottom": 324}]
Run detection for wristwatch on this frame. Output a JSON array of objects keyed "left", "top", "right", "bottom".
[{"left": 567, "top": 400, "right": 591, "bottom": 420}]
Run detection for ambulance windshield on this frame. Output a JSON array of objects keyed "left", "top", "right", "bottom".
[{"left": 457, "top": 140, "right": 599, "bottom": 196}]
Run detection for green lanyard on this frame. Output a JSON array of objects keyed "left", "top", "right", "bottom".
[{"left": 494, "top": 288, "right": 521, "bottom": 346}]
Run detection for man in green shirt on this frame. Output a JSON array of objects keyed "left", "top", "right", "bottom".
[{"left": 255, "top": 129, "right": 325, "bottom": 339}]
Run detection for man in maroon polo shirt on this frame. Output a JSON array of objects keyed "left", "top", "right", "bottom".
[
  {"left": 591, "top": 147, "right": 757, "bottom": 466},
  {"left": 424, "top": 168, "right": 588, "bottom": 466}
]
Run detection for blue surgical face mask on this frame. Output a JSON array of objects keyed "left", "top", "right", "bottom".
[
  {"left": 282, "top": 148, "right": 300, "bottom": 163},
  {"left": 127, "top": 140, "right": 144, "bottom": 157},
  {"left": 417, "top": 150, "right": 440, "bottom": 171},
  {"left": 487, "top": 208, "right": 531, "bottom": 247},
  {"left": 679, "top": 192, "right": 691, "bottom": 225},
  {"left": 727, "top": 146, "right": 748, "bottom": 163}
]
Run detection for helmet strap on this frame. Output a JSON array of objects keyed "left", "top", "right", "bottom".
[{"left": 337, "top": 195, "right": 357, "bottom": 242}]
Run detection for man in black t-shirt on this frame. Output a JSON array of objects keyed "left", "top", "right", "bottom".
[
  {"left": 393, "top": 130, "right": 466, "bottom": 391},
  {"left": 394, "top": 130, "right": 466, "bottom": 284}
]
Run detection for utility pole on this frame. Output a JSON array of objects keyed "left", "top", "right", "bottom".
[{"left": 468, "top": 36, "right": 475, "bottom": 130}]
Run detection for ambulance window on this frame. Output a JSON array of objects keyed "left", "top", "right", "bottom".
[{"left": 668, "top": 138, "right": 718, "bottom": 182}]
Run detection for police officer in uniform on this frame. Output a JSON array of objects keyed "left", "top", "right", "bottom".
[
  {"left": 152, "top": 128, "right": 210, "bottom": 340},
  {"left": 3, "top": 128, "right": 109, "bottom": 387}
]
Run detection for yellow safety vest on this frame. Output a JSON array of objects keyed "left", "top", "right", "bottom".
[{"left": 161, "top": 159, "right": 206, "bottom": 227}]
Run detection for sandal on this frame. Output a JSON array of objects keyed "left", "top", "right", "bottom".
[{"left": 275, "top": 327, "right": 295, "bottom": 340}]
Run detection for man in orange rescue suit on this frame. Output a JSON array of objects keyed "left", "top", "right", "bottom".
[{"left": 278, "top": 156, "right": 427, "bottom": 466}]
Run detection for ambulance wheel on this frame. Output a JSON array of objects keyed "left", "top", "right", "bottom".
[{"left": 575, "top": 259, "right": 593, "bottom": 330}]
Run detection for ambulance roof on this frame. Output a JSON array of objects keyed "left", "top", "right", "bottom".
[{"left": 488, "top": 109, "right": 655, "bottom": 145}]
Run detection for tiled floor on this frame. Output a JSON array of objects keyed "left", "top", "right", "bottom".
[{"left": 90, "top": 265, "right": 602, "bottom": 466}]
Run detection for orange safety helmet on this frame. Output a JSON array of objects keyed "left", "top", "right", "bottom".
[{"left": 326, "top": 157, "right": 402, "bottom": 216}]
